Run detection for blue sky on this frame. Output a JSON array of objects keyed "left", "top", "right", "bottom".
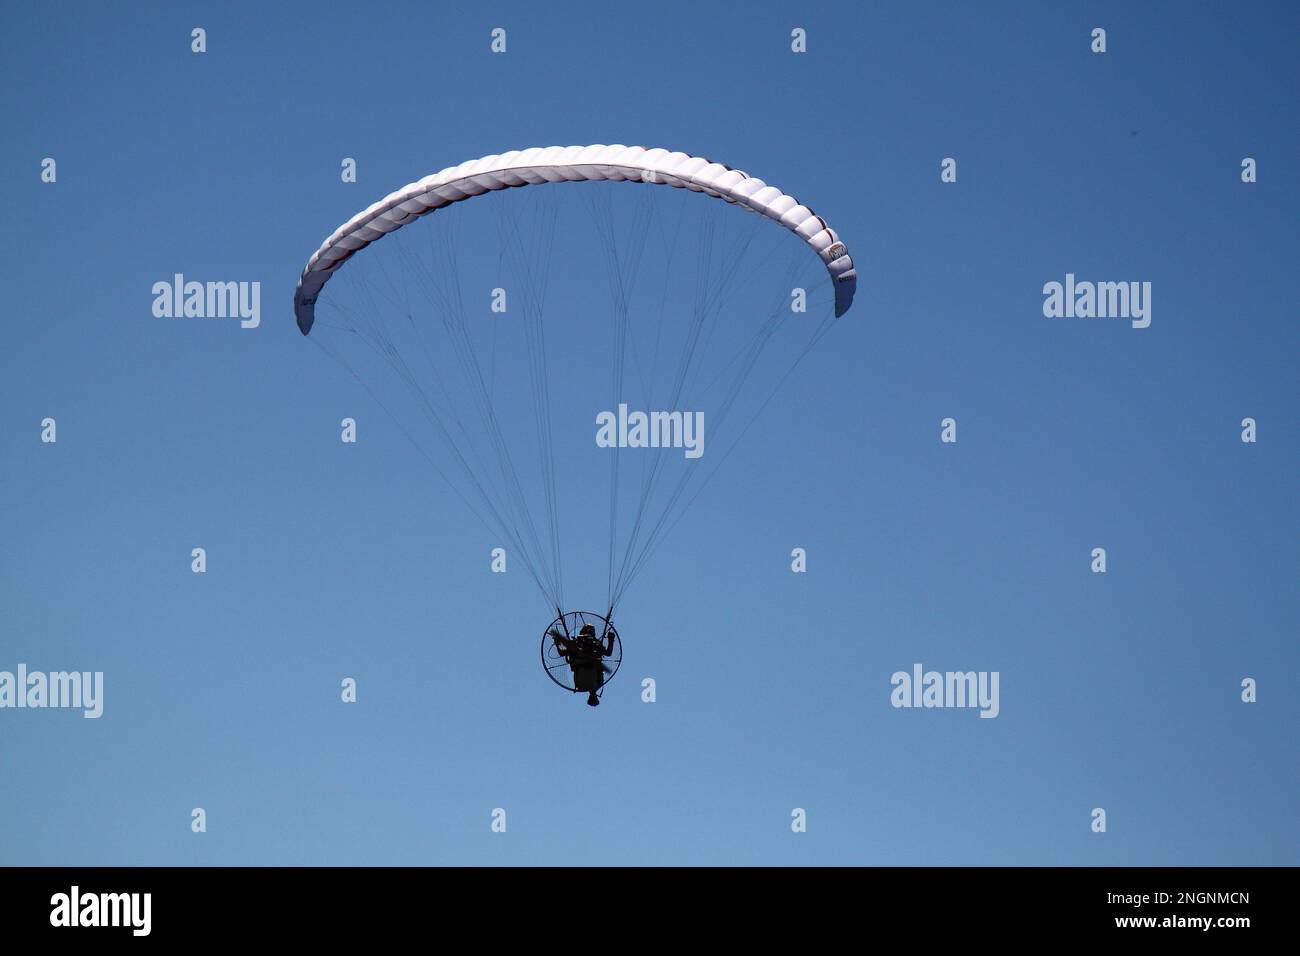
[{"left": 2, "top": 1, "right": 1296, "bottom": 865}]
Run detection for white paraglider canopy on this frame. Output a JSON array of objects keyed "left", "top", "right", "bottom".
[{"left": 294, "top": 144, "right": 857, "bottom": 335}]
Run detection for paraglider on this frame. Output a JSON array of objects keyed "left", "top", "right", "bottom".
[
  {"left": 292, "top": 145, "right": 857, "bottom": 705},
  {"left": 542, "top": 611, "right": 621, "bottom": 706}
]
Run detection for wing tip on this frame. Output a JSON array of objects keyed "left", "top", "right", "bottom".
[
  {"left": 833, "top": 274, "right": 857, "bottom": 318},
  {"left": 294, "top": 292, "right": 316, "bottom": 335}
]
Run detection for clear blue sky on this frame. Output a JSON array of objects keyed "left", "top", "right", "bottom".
[{"left": 2, "top": 1, "right": 1296, "bottom": 865}]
